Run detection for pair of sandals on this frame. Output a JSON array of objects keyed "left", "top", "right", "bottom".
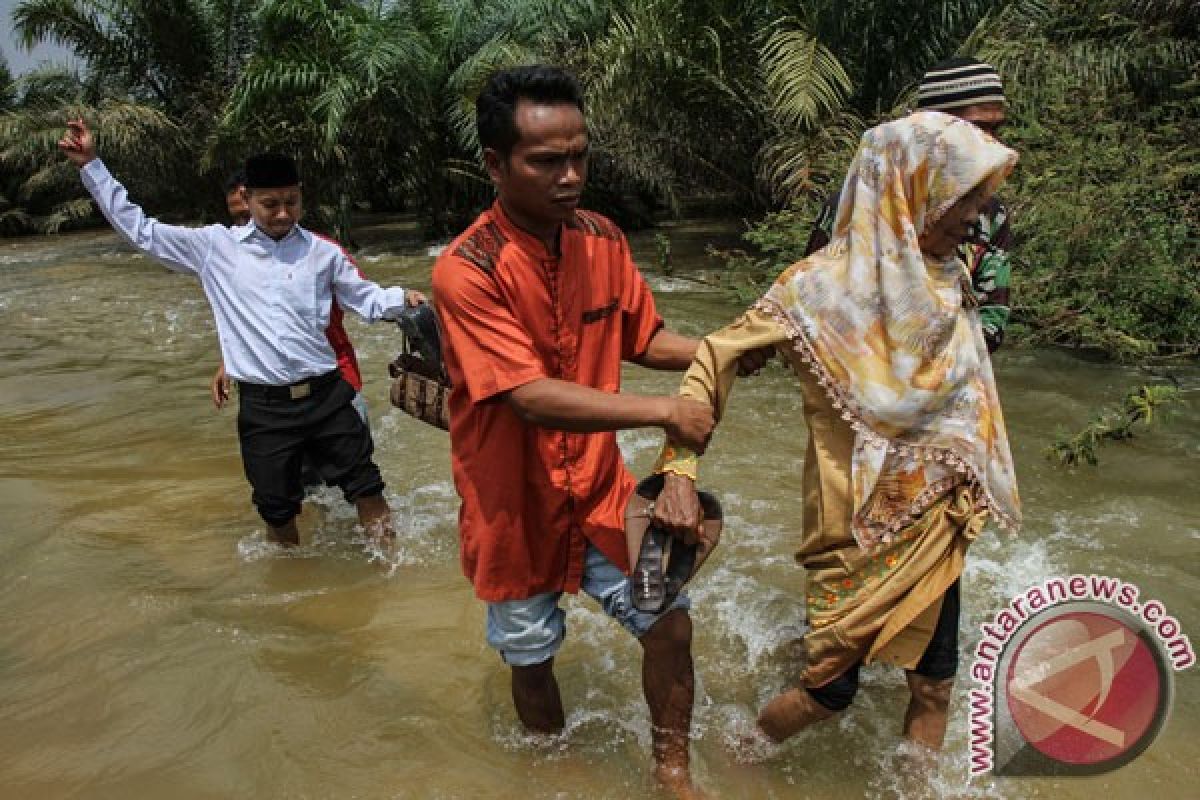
[{"left": 624, "top": 474, "right": 724, "bottom": 614}]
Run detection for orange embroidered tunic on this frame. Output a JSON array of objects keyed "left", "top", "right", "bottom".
[{"left": 432, "top": 202, "right": 663, "bottom": 602}]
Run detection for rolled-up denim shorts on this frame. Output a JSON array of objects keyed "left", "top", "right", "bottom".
[{"left": 486, "top": 543, "right": 691, "bottom": 666}]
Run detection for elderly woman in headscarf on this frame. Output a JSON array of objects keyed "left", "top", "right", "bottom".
[{"left": 651, "top": 111, "right": 1021, "bottom": 750}]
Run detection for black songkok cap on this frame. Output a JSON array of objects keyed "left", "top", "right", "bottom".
[{"left": 243, "top": 153, "right": 301, "bottom": 189}]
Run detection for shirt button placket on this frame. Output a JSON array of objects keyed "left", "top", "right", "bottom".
[
  {"left": 545, "top": 256, "right": 584, "bottom": 591},
  {"left": 270, "top": 242, "right": 288, "bottom": 371}
]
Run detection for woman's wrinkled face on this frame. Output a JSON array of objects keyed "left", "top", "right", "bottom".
[
  {"left": 957, "top": 102, "right": 1006, "bottom": 139},
  {"left": 919, "top": 181, "right": 992, "bottom": 259}
]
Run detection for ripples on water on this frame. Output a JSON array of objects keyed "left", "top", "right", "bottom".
[{"left": 0, "top": 225, "right": 1196, "bottom": 799}]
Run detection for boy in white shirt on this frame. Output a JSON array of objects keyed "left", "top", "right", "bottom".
[{"left": 60, "top": 118, "right": 425, "bottom": 546}]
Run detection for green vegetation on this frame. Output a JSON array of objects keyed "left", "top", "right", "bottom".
[
  {"left": 715, "top": 0, "right": 1200, "bottom": 359},
  {"left": 0, "top": 0, "right": 1196, "bottom": 358},
  {"left": 975, "top": 0, "right": 1200, "bottom": 358},
  {"left": 1045, "top": 383, "right": 1183, "bottom": 466}
]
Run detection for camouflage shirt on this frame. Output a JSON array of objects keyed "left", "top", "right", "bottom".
[{"left": 804, "top": 192, "right": 1013, "bottom": 352}]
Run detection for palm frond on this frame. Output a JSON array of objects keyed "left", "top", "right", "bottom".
[
  {"left": 40, "top": 194, "right": 96, "bottom": 233},
  {"left": 972, "top": 0, "right": 1199, "bottom": 109},
  {"left": 12, "top": 0, "right": 116, "bottom": 60},
  {"left": 757, "top": 109, "right": 862, "bottom": 206},
  {"left": 760, "top": 27, "right": 852, "bottom": 131}
]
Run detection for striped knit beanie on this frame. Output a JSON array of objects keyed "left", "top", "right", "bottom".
[{"left": 917, "top": 57, "right": 1005, "bottom": 111}]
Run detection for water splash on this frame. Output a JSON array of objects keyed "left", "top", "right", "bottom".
[
  {"left": 644, "top": 275, "right": 724, "bottom": 293},
  {"left": 866, "top": 740, "right": 1009, "bottom": 799},
  {"left": 712, "top": 702, "right": 784, "bottom": 764},
  {"left": 617, "top": 428, "right": 663, "bottom": 463},
  {"left": 235, "top": 530, "right": 290, "bottom": 562}
]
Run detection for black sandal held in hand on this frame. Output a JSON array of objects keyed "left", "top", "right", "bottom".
[{"left": 624, "top": 474, "right": 723, "bottom": 614}]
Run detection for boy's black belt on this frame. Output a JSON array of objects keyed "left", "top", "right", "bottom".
[{"left": 238, "top": 369, "right": 342, "bottom": 402}]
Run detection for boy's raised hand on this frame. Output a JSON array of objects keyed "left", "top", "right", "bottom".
[{"left": 58, "top": 118, "right": 96, "bottom": 167}]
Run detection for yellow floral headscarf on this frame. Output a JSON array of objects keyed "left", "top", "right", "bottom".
[{"left": 757, "top": 111, "right": 1021, "bottom": 549}]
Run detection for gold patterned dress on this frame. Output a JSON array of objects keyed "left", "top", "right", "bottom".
[{"left": 656, "top": 112, "right": 1021, "bottom": 687}]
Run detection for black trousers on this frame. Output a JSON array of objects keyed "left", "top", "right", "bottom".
[
  {"left": 237, "top": 372, "right": 384, "bottom": 527},
  {"left": 807, "top": 580, "right": 961, "bottom": 712}
]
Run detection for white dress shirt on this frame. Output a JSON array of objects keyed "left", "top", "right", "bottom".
[{"left": 80, "top": 158, "right": 407, "bottom": 385}]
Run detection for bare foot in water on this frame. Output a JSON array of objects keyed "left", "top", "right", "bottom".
[
  {"left": 374, "top": 527, "right": 397, "bottom": 559},
  {"left": 355, "top": 494, "right": 397, "bottom": 562},
  {"left": 362, "top": 517, "right": 397, "bottom": 564},
  {"left": 722, "top": 706, "right": 782, "bottom": 764},
  {"left": 893, "top": 739, "right": 943, "bottom": 795},
  {"left": 653, "top": 764, "right": 711, "bottom": 800}
]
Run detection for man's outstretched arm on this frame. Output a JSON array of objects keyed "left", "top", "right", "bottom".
[
  {"left": 60, "top": 117, "right": 210, "bottom": 276},
  {"left": 505, "top": 378, "right": 714, "bottom": 453},
  {"left": 631, "top": 329, "right": 698, "bottom": 371},
  {"left": 633, "top": 328, "right": 775, "bottom": 376}
]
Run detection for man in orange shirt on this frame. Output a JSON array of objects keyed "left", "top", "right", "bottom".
[{"left": 434, "top": 66, "right": 762, "bottom": 797}]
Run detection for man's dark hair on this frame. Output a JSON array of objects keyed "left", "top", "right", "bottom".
[
  {"left": 476, "top": 65, "right": 584, "bottom": 157},
  {"left": 224, "top": 169, "right": 246, "bottom": 193}
]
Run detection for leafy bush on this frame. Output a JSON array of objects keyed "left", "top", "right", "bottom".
[
  {"left": 1046, "top": 383, "right": 1183, "bottom": 466},
  {"left": 707, "top": 201, "right": 822, "bottom": 303},
  {"left": 1001, "top": 89, "right": 1200, "bottom": 358}
]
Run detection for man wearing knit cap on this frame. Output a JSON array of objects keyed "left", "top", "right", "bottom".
[
  {"left": 805, "top": 56, "right": 1017, "bottom": 352},
  {"left": 59, "top": 118, "right": 426, "bottom": 548}
]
